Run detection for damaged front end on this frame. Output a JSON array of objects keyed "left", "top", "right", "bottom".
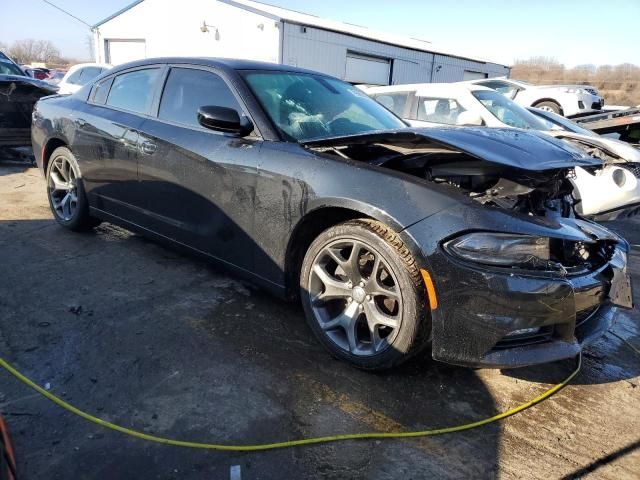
[
  {"left": 305, "top": 127, "right": 634, "bottom": 367},
  {"left": 0, "top": 74, "right": 58, "bottom": 147},
  {"left": 304, "top": 127, "right": 599, "bottom": 220},
  {"left": 547, "top": 132, "right": 640, "bottom": 221}
]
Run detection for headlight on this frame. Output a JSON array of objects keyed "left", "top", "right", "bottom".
[
  {"left": 563, "top": 87, "right": 586, "bottom": 94},
  {"left": 444, "top": 233, "right": 551, "bottom": 268}
]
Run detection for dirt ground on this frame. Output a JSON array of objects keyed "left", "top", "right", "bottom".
[{"left": 0, "top": 158, "right": 638, "bottom": 480}]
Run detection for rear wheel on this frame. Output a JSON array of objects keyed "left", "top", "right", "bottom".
[
  {"left": 300, "top": 219, "right": 431, "bottom": 370},
  {"left": 46, "top": 146, "right": 101, "bottom": 231},
  {"left": 534, "top": 100, "right": 562, "bottom": 115}
]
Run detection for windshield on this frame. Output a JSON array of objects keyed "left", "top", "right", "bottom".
[
  {"left": 528, "top": 108, "right": 598, "bottom": 137},
  {"left": 0, "top": 59, "right": 26, "bottom": 77},
  {"left": 472, "top": 90, "right": 549, "bottom": 130},
  {"left": 242, "top": 71, "right": 406, "bottom": 141}
]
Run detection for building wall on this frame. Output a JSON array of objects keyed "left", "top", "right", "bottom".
[
  {"left": 281, "top": 23, "right": 510, "bottom": 85},
  {"left": 281, "top": 22, "right": 435, "bottom": 84},
  {"left": 94, "top": 0, "right": 510, "bottom": 82},
  {"left": 94, "top": 0, "right": 281, "bottom": 65},
  {"left": 430, "top": 54, "right": 510, "bottom": 83}
]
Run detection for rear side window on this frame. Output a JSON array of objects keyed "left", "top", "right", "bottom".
[
  {"left": 78, "top": 67, "right": 104, "bottom": 85},
  {"left": 416, "top": 97, "right": 466, "bottom": 125},
  {"left": 372, "top": 92, "right": 409, "bottom": 117},
  {"left": 106, "top": 68, "right": 160, "bottom": 114},
  {"left": 66, "top": 69, "right": 83, "bottom": 85},
  {"left": 92, "top": 77, "right": 113, "bottom": 104},
  {"left": 158, "top": 68, "right": 241, "bottom": 128}
]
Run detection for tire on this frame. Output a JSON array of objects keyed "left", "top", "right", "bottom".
[
  {"left": 46, "top": 146, "right": 101, "bottom": 231},
  {"left": 533, "top": 100, "right": 562, "bottom": 115},
  {"left": 300, "top": 219, "right": 431, "bottom": 370}
]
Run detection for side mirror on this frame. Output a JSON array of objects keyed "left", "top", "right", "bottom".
[
  {"left": 197, "top": 105, "right": 254, "bottom": 136},
  {"left": 456, "top": 111, "right": 484, "bottom": 127}
]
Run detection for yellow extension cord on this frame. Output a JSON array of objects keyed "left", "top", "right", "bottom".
[{"left": 0, "top": 353, "right": 582, "bottom": 452}]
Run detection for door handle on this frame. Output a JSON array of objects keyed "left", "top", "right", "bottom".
[{"left": 139, "top": 140, "right": 157, "bottom": 155}]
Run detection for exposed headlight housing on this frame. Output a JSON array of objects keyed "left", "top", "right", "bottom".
[{"left": 444, "top": 233, "right": 552, "bottom": 269}]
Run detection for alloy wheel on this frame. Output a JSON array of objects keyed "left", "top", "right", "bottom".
[
  {"left": 308, "top": 239, "right": 402, "bottom": 356},
  {"left": 48, "top": 156, "right": 79, "bottom": 221}
]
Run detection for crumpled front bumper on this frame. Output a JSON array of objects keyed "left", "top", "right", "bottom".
[{"left": 404, "top": 206, "right": 633, "bottom": 368}]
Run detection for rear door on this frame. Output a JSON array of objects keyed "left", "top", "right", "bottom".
[
  {"left": 73, "top": 66, "right": 163, "bottom": 221},
  {"left": 135, "top": 65, "right": 261, "bottom": 271}
]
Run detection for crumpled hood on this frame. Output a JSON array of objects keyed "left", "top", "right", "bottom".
[
  {"left": 0, "top": 74, "right": 58, "bottom": 93},
  {"left": 303, "top": 127, "right": 602, "bottom": 171},
  {"left": 0, "top": 74, "right": 59, "bottom": 130},
  {"left": 546, "top": 130, "right": 640, "bottom": 163},
  {"left": 535, "top": 84, "right": 598, "bottom": 92}
]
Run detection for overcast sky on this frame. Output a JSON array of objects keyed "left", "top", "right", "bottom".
[{"left": 3, "top": 0, "right": 639, "bottom": 66}]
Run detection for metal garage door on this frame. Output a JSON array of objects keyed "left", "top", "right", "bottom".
[
  {"left": 105, "top": 40, "right": 146, "bottom": 66},
  {"left": 463, "top": 70, "right": 488, "bottom": 81},
  {"left": 345, "top": 52, "right": 391, "bottom": 85}
]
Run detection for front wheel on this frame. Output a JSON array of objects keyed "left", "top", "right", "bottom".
[
  {"left": 46, "top": 146, "right": 101, "bottom": 231},
  {"left": 534, "top": 100, "right": 562, "bottom": 115},
  {"left": 300, "top": 219, "right": 431, "bottom": 370}
]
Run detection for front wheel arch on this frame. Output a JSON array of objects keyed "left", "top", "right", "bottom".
[{"left": 532, "top": 99, "right": 564, "bottom": 115}]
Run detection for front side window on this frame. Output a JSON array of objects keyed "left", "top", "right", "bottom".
[
  {"left": 106, "top": 68, "right": 160, "bottom": 114},
  {"left": 242, "top": 71, "right": 405, "bottom": 141},
  {"left": 159, "top": 68, "right": 242, "bottom": 128},
  {"left": 416, "top": 97, "right": 467, "bottom": 125},
  {"left": 472, "top": 90, "right": 548, "bottom": 130},
  {"left": 372, "top": 92, "right": 409, "bottom": 117}
]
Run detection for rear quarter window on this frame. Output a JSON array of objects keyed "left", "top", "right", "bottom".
[{"left": 91, "top": 77, "right": 114, "bottom": 105}]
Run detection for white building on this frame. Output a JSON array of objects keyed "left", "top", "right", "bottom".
[{"left": 93, "top": 0, "right": 510, "bottom": 85}]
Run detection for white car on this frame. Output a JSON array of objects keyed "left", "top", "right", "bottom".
[
  {"left": 365, "top": 83, "right": 640, "bottom": 220},
  {"left": 57, "top": 63, "right": 112, "bottom": 95},
  {"left": 466, "top": 77, "right": 603, "bottom": 118}
]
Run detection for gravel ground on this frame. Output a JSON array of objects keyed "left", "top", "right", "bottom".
[{"left": 0, "top": 159, "right": 638, "bottom": 480}]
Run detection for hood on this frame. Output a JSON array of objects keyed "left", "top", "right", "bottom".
[
  {"left": 303, "top": 127, "right": 602, "bottom": 171},
  {"left": 0, "top": 74, "right": 58, "bottom": 93},
  {"left": 0, "top": 74, "right": 59, "bottom": 130},
  {"left": 535, "top": 84, "right": 597, "bottom": 91},
  {"left": 546, "top": 131, "right": 640, "bottom": 163}
]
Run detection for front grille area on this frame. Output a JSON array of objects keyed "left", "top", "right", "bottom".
[
  {"left": 493, "top": 326, "right": 554, "bottom": 350},
  {"left": 492, "top": 305, "right": 602, "bottom": 351},
  {"left": 591, "top": 101, "right": 602, "bottom": 110},
  {"left": 623, "top": 164, "right": 640, "bottom": 178}
]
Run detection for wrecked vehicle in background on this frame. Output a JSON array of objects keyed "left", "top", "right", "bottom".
[
  {"left": 366, "top": 83, "right": 640, "bottom": 221},
  {"left": 32, "top": 58, "right": 633, "bottom": 370},
  {"left": 0, "top": 57, "right": 58, "bottom": 147},
  {"left": 528, "top": 106, "right": 640, "bottom": 220}
]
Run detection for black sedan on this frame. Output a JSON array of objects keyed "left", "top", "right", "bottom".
[
  {"left": 1, "top": 56, "right": 58, "bottom": 148},
  {"left": 31, "top": 58, "right": 633, "bottom": 370}
]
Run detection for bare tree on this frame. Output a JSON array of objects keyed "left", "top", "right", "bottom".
[{"left": 8, "top": 39, "right": 61, "bottom": 64}]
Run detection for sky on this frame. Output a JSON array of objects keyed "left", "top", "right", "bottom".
[{"left": 2, "top": 0, "right": 639, "bottom": 66}]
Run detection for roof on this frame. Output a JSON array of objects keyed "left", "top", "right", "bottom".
[
  {"left": 93, "top": 0, "right": 509, "bottom": 67},
  {"left": 107, "top": 56, "right": 332, "bottom": 75}
]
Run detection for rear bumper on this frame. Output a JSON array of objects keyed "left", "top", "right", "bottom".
[{"left": 404, "top": 209, "right": 632, "bottom": 368}]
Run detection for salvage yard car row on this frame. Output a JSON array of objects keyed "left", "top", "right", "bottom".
[
  {"left": 365, "top": 82, "right": 640, "bottom": 220},
  {"left": 29, "top": 57, "right": 634, "bottom": 371}
]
